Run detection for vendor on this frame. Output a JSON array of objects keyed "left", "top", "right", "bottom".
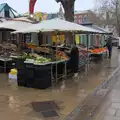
[
  {"left": 71, "top": 44, "right": 79, "bottom": 77},
  {"left": 66, "top": 44, "right": 79, "bottom": 77}
]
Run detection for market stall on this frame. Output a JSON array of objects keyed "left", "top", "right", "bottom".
[
  {"left": 11, "top": 50, "right": 68, "bottom": 89},
  {"left": 0, "top": 42, "right": 20, "bottom": 73},
  {"left": 88, "top": 47, "right": 108, "bottom": 60},
  {"left": 11, "top": 18, "right": 106, "bottom": 89},
  {"left": 74, "top": 24, "right": 112, "bottom": 60}
]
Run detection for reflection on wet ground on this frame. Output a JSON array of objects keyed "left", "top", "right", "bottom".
[
  {"left": 0, "top": 48, "right": 119, "bottom": 120},
  {"left": 93, "top": 71, "right": 120, "bottom": 120}
]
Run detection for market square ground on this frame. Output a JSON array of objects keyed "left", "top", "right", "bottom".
[{"left": 0, "top": 47, "right": 119, "bottom": 120}]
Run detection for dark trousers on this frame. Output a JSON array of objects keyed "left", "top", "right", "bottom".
[
  {"left": 108, "top": 47, "right": 112, "bottom": 58},
  {"left": 71, "top": 61, "right": 79, "bottom": 73}
]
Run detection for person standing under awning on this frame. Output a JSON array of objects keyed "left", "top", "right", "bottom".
[{"left": 70, "top": 44, "right": 79, "bottom": 77}]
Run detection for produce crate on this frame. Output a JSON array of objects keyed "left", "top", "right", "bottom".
[
  {"left": 34, "top": 63, "right": 52, "bottom": 78},
  {"left": 34, "top": 63, "right": 52, "bottom": 89},
  {"left": 25, "top": 68, "right": 34, "bottom": 88},
  {"left": 15, "top": 59, "right": 25, "bottom": 69},
  {"left": 25, "top": 63, "right": 34, "bottom": 69},
  {"left": 34, "top": 76, "right": 51, "bottom": 89},
  {"left": 17, "top": 69, "right": 27, "bottom": 87}
]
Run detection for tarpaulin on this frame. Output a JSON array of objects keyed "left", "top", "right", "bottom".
[
  {"left": 75, "top": 34, "right": 80, "bottom": 44},
  {"left": 60, "top": 35, "right": 65, "bottom": 41},
  {"left": 52, "top": 35, "right": 57, "bottom": 42},
  {"left": 29, "top": 0, "right": 37, "bottom": 14}
]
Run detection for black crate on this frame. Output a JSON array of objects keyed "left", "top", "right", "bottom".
[
  {"left": 25, "top": 63, "right": 34, "bottom": 69},
  {"left": 25, "top": 69, "right": 34, "bottom": 88},
  {"left": 33, "top": 76, "right": 51, "bottom": 89},
  {"left": 15, "top": 59, "right": 25, "bottom": 69},
  {"left": 34, "top": 64, "right": 52, "bottom": 78},
  {"left": 17, "top": 69, "right": 27, "bottom": 86},
  {"left": 17, "top": 77, "right": 26, "bottom": 87}
]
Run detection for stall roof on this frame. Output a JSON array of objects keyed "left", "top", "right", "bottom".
[
  {"left": 81, "top": 23, "right": 112, "bottom": 34},
  {"left": 93, "top": 25, "right": 112, "bottom": 34},
  {"left": 12, "top": 18, "right": 104, "bottom": 34},
  {"left": 0, "top": 20, "right": 32, "bottom": 31},
  {"left": 13, "top": 17, "right": 33, "bottom": 23}
]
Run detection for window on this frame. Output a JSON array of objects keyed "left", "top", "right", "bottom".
[
  {"left": 5, "top": 10, "right": 10, "bottom": 18},
  {"left": 79, "top": 15, "right": 83, "bottom": 23},
  {"left": 84, "top": 15, "right": 87, "bottom": 23}
]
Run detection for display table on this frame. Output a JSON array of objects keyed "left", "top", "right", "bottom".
[
  {"left": 90, "top": 52, "right": 107, "bottom": 60},
  {"left": 17, "top": 60, "right": 68, "bottom": 89},
  {"left": 52, "top": 60, "right": 68, "bottom": 83}
]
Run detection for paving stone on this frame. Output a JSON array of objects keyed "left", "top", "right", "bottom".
[
  {"left": 105, "top": 108, "right": 117, "bottom": 116},
  {"left": 84, "top": 96, "right": 102, "bottom": 107},
  {"left": 102, "top": 115, "right": 120, "bottom": 120},
  {"left": 110, "top": 103, "right": 120, "bottom": 109},
  {"left": 115, "top": 110, "right": 120, "bottom": 117},
  {"left": 94, "top": 89, "right": 109, "bottom": 97},
  {"left": 72, "top": 105, "right": 96, "bottom": 120}
]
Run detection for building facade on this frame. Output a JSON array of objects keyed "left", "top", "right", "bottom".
[{"left": 74, "top": 10, "right": 101, "bottom": 25}]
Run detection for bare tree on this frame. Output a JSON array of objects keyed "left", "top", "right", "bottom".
[
  {"left": 55, "top": 0, "right": 75, "bottom": 22},
  {"left": 55, "top": 0, "right": 76, "bottom": 44},
  {"left": 95, "top": 0, "right": 120, "bottom": 36}
]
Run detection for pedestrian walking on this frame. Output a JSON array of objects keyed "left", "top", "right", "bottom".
[{"left": 105, "top": 36, "right": 113, "bottom": 59}]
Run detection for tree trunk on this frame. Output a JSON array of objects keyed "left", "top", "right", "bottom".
[
  {"left": 61, "top": 0, "right": 75, "bottom": 44},
  {"left": 116, "top": 22, "right": 120, "bottom": 37},
  {"left": 64, "top": 1, "right": 74, "bottom": 22},
  {"left": 118, "top": 26, "right": 120, "bottom": 37}
]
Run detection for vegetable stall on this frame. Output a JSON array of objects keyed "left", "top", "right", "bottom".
[{"left": 10, "top": 18, "right": 109, "bottom": 89}]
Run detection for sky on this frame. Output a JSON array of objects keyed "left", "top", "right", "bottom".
[{"left": 0, "top": 0, "right": 95, "bottom": 14}]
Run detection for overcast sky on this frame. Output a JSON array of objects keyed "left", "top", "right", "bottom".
[{"left": 0, "top": 0, "right": 95, "bottom": 13}]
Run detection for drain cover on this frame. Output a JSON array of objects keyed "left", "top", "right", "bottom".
[
  {"left": 41, "top": 110, "right": 59, "bottom": 118},
  {"left": 31, "top": 101, "right": 60, "bottom": 112}
]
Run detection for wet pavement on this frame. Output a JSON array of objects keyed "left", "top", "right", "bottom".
[
  {"left": 93, "top": 70, "right": 120, "bottom": 120},
  {"left": 0, "top": 47, "right": 119, "bottom": 120}
]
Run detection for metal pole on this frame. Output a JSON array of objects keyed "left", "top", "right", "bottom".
[
  {"left": 86, "top": 34, "right": 89, "bottom": 73},
  {"left": 55, "top": 31, "right": 58, "bottom": 83},
  {"left": 64, "top": 61, "right": 67, "bottom": 80}
]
